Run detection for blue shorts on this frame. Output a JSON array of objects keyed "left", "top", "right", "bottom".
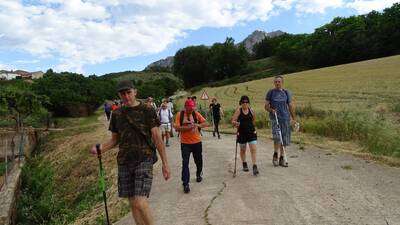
[{"left": 239, "top": 140, "right": 257, "bottom": 149}]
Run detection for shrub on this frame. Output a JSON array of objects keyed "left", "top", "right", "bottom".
[{"left": 302, "top": 110, "right": 400, "bottom": 157}]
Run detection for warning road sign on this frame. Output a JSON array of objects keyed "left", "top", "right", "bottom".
[{"left": 200, "top": 90, "right": 209, "bottom": 100}]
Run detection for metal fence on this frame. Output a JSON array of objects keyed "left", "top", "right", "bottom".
[{"left": 0, "top": 130, "right": 25, "bottom": 190}]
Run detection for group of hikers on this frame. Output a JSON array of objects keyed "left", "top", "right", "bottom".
[{"left": 90, "top": 75, "right": 296, "bottom": 225}]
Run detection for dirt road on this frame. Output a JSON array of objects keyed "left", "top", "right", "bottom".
[{"left": 115, "top": 132, "right": 400, "bottom": 225}]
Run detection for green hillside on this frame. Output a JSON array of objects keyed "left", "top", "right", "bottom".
[
  {"left": 192, "top": 55, "right": 400, "bottom": 112},
  {"left": 101, "top": 71, "right": 179, "bottom": 82},
  {"left": 186, "top": 55, "right": 400, "bottom": 159}
]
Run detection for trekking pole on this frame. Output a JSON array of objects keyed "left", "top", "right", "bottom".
[
  {"left": 274, "top": 112, "right": 286, "bottom": 154},
  {"left": 233, "top": 132, "right": 238, "bottom": 178},
  {"left": 96, "top": 144, "right": 110, "bottom": 225}
]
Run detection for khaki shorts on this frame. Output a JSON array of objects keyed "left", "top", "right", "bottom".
[{"left": 160, "top": 123, "right": 171, "bottom": 133}]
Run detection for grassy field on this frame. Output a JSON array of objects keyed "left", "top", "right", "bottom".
[
  {"left": 183, "top": 55, "right": 400, "bottom": 159},
  {"left": 190, "top": 55, "right": 400, "bottom": 112}
]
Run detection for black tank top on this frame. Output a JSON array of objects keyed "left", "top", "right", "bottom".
[{"left": 238, "top": 108, "right": 255, "bottom": 135}]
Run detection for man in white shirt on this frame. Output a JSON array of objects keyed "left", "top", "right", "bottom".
[
  {"left": 159, "top": 102, "right": 173, "bottom": 147},
  {"left": 166, "top": 98, "right": 175, "bottom": 137}
]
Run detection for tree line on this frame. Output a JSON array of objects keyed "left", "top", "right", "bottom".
[
  {"left": 173, "top": 37, "right": 249, "bottom": 88},
  {"left": 0, "top": 69, "right": 183, "bottom": 128},
  {"left": 253, "top": 3, "right": 400, "bottom": 68},
  {"left": 173, "top": 3, "right": 400, "bottom": 88}
]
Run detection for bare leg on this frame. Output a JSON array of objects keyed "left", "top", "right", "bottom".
[
  {"left": 249, "top": 144, "right": 257, "bottom": 165},
  {"left": 240, "top": 145, "right": 247, "bottom": 162},
  {"left": 165, "top": 131, "right": 170, "bottom": 144},
  {"left": 280, "top": 145, "right": 286, "bottom": 157},
  {"left": 129, "top": 196, "right": 154, "bottom": 225},
  {"left": 274, "top": 143, "right": 280, "bottom": 156}
]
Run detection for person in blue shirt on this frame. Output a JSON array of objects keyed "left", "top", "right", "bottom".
[{"left": 265, "top": 75, "right": 297, "bottom": 167}]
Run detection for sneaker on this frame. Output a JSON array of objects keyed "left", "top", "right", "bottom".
[
  {"left": 272, "top": 152, "right": 279, "bottom": 167},
  {"left": 279, "top": 156, "right": 288, "bottom": 167},
  {"left": 183, "top": 184, "right": 190, "bottom": 193},
  {"left": 253, "top": 165, "right": 259, "bottom": 176},
  {"left": 196, "top": 176, "right": 202, "bottom": 182},
  {"left": 243, "top": 162, "right": 249, "bottom": 172}
]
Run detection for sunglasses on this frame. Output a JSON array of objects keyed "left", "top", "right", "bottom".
[{"left": 119, "top": 90, "right": 132, "bottom": 95}]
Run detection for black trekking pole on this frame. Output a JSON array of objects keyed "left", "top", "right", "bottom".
[
  {"left": 233, "top": 132, "right": 238, "bottom": 178},
  {"left": 96, "top": 144, "right": 111, "bottom": 225}
]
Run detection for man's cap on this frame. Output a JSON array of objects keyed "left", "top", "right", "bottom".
[
  {"left": 116, "top": 80, "right": 134, "bottom": 92},
  {"left": 185, "top": 99, "right": 196, "bottom": 110}
]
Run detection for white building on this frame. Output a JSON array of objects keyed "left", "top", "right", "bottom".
[
  {"left": 31, "top": 71, "right": 44, "bottom": 79},
  {"left": 0, "top": 71, "right": 20, "bottom": 80}
]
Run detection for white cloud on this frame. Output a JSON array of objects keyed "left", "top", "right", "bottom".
[
  {"left": 346, "top": 0, "right": 399, "bottom": 14},
  {"left": 294, "top": 0, "right": 344, "bottom": 14},
  {"left": 0, "top": 63, "right": 14, "bottom": 71},
  {"left": 0, "top": 0, "right": 398, "bottom": 73},
  {"left": 15, "top": 59, "right": 40, "bottom": 64}
]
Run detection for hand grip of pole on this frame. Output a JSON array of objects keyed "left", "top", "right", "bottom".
[{"left": 96, "top": 144, "right": 101, "bottom": 158}]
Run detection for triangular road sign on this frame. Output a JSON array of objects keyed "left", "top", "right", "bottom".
[{"left": 200, "top": 90, "right": 209, "bottom": 100}]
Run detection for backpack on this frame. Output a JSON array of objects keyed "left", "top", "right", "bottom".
[
  {"left": 179, "top": 110, "right": 201, "bottom": 132},
  {"left": 159, "top": 109, "right": 172, "bottom": 123}
]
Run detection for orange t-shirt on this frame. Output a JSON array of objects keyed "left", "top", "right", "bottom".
[{"left": 175, "top": 111, "right": 206, "bottom": 144}]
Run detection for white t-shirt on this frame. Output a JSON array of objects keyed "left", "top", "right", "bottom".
[
  {"left": 159, "top": 108, "right": 173, "bottom": 124},
  {"left": 167, "top": 102, "right": 174, "bottom": 111}
]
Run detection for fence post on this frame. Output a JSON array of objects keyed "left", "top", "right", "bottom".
[
  {"left": 18, "top": 130, "right": 25, "bottom": 163},
  {"left": 4, "top": 139, "right": 7, "bottom": 187}
]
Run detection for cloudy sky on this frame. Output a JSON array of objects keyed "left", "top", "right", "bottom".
[{"left": 0, "top": 0, "right": 398, "bottom": 75}]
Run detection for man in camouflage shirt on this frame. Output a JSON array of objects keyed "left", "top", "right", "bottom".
[{"left": 91, "top": 80, "right": 170, "bottom": 225}]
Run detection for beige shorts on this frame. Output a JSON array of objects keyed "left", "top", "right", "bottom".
[{"left": 160, "top": 123, "right": 171, "bottom": 133}]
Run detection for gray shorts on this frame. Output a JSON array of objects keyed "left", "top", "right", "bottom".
[
  {"left": 118, "top": 158, "right": 153, "bottom": 198},
  {"left": 271, "top": 119, "right": 291, "bottom": 146}
]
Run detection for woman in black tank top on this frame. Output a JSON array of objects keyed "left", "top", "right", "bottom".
[{"left": 231, "top": 96, "right": 259, "bottom": 176}]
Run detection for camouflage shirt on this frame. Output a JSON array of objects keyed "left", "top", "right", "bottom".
[{"left": 109, "top": 101, "right": 160, "bottom": 165}]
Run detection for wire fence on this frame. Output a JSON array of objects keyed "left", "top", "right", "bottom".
[{"left": 0, "top": 130, "right": 26, "bottom": 190}]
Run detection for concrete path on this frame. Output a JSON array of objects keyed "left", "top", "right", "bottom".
[{"left": 115, "top": 132, "right": 400, "bottom": 225}]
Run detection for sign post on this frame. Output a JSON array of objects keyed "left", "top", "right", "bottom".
[{"left": 200, "top": 90, "right": 209, "bottom": 117}]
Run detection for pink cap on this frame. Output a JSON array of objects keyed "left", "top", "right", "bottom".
[{"left": 184, "top": 99, "right": 196, "bottom": 110}]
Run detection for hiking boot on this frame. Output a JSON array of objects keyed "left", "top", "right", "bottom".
[
  {"left": 242, "top": 162, "right": 249, "bottom": 172},
  {"left": 279, "top": 156, "right": 288, "bottom": 167},
  {"left": 183, "top": 184, "right": 190, "bottom": 193},
  {"left": 196, "top": 171, "right": 203, "bottom": 182},
  {"left": 272, "top": 152, "right": 279, "bottom": 167},
  {"left": 253, "top": 164, "right": 259, "bottom": 176}
]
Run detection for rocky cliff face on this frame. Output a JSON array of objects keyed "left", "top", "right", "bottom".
[
  {"left": 239, "top": 30, "right": 285, "bottom": 54},
  {"left": 144, "top": 30, "right": 285, "bottom": 70},
  {"left": 145, "top": 56, "right": 174, "bottom": 71}
]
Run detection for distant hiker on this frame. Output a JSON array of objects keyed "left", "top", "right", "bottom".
[
  {"left": 104, "top": 102, "right": 112, "bottom": 121},
  {"left": 167, "top": 97, "right": 174, "bottom": 112},
  {"left": 231, "top": 95, "right": 259, "bottom": 176},
  {"left": 265, "top": 75, "right": 297, "bottom": 167},
  {"left": 146, "top": 97, "right": 157, "bottom": 110},
  {"left": 209, "top": 97, "right": 224, "bottom": 139},
  {"left": 90, "top": 80, "right": 170, "bottom": 225},
  {"left": 158, "top": 102, "right": 173, "bottom": 147},
  {"left": 166, "top": 98, "right": 175, "bottom": 137},
  {"left": 174, "top": 99, "right": 208, "bottom": 193}
]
